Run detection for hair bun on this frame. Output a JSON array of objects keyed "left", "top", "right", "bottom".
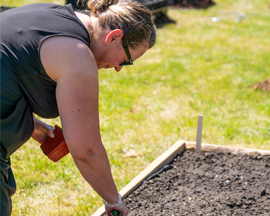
[{"left": 87, "top": 0, "right": 156, "bottom": 50}]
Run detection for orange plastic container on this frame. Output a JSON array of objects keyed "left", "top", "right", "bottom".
[{"left": 40, "top": 125, "right": 70, "bottom": 162}]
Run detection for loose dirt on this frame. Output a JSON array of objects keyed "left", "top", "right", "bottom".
[
  {"left": 253, "top": 79, "right": 270, "bottom": 92},
  {"left": 123, "top": 151, "right": 270, "bottom": 215}
]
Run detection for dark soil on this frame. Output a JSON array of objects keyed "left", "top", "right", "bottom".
[
  {"left": 155, "top": 12, "right": 177, "bottom": 28},
  {"left": 0, "top": 6, "right": 14, "bottom": 12},
  {"left": 168, "top": 0, "right": 215, "bottom": 9},
  {"left": 123, "top": 151, "right": 270, "bottom": 215}
]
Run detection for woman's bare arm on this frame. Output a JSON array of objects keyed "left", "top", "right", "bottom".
[{"left": 40, "top": 36, "right": 122, "bottom": 206}]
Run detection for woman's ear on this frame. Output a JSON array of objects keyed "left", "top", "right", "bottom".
[{"left": 104, "top": 29, "right": 123, "bottom": 45}]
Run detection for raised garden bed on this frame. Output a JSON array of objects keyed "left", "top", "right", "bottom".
[{"left": 93, "top": 140, "right": 270, "bottom": 216}]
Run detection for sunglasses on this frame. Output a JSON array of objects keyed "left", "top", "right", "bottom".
[{"left": 120, "top": 37, "right": 133, "bottom": 66}]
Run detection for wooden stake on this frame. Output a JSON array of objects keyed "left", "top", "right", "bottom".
[{"left": 196, "top": 115, "right": 203, "bottom": 153}]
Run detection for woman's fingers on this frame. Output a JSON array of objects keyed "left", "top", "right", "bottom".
[{"left": 43, "top": 124, "right": 55, "bottom": 138}]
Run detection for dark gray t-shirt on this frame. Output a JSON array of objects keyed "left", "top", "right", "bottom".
[{"left": 0, "top": 3, "right": 90, "bottom": 157}]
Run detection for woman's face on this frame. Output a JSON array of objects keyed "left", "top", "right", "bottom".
[{"left": 96, "top": 40, "right": 148, "bottom": 72}]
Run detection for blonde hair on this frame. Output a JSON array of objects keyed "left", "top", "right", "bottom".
[{"left": 87, "top": 0, "right": 156, "bottom": 49}]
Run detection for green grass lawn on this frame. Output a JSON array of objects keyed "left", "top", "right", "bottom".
[{"left": 2, "top": 0, "right": 270, "bottom": 215}]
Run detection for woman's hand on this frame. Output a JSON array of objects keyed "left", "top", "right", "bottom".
[
  {"left": 105, "top": 202, "right": 129, "bottom": 216},
  {"left": 31, "top": 114, "right": 55, "bottom": 144}
]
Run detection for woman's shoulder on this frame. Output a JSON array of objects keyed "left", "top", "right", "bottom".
[{"left": 40, "top": 36, "right": 96, "bottom": 82}]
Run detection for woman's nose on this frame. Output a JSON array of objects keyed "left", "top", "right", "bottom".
[{"left": 114, "top": 66, "right": 123, "bottom": 72}]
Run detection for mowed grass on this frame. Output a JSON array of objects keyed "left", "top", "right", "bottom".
[{"left": 3, "top": 0, "right": 270, "bottom": 215}]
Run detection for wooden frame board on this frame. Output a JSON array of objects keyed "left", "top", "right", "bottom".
[
  {"left": 92, "top": 140, "right": 270, "bottom": 216},
  {"left": 185, "top": 141, "right": 270, "bottom": 155}
]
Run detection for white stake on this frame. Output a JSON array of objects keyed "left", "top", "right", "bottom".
[{"left": 196, "top": 114, "right": 203, "bottom": 153}]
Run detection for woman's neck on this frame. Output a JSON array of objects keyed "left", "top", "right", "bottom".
[{"left": 75, "top": 11, "right": 93, "bottom": 39}]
